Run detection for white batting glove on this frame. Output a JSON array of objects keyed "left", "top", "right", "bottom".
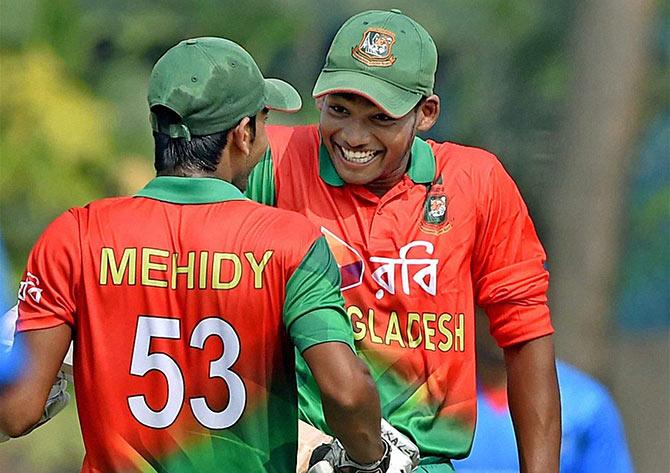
[
  {"left": 380, "top": 419, "right": 420, "bottom": 468},
  {"left": 307, "top": 436, "right": 415, "bottom": 473}
]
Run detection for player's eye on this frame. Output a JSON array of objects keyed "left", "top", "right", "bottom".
[
  {"left": 372, "top": 113, "right": 395, "bottom": 123},
  {"left": 329, "top": 105, "right": 348, "bottom": 115}
]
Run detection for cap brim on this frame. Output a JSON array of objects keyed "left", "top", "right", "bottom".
[
  {"left": 264, "top": 78, "right": 302, "bottom": 113},
  {"left": 312, "top": 70, "right": 422, "bottom": 118}
]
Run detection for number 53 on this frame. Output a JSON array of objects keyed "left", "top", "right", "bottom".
[{"left": 128, "top": 315, "right": 246, "bottom": 429}]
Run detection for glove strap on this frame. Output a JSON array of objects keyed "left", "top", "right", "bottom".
[{"left": 339, "top": 437, "right": 391, "bottom": 473}]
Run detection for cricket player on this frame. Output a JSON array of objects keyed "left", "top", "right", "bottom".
[
  {"left": 0, "top": 37, "right": 415, "bottom": 473},
  {"left": 246, "top": 10, "right": 562, "bottom": 472}
]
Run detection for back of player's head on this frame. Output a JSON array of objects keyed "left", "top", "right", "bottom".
[
  {"left": 151, "top": 106, "right": 257, "bottom": 174},
  {"left": 147, "top": 37, "right": 301, "bottom": 174},
  {"left": 313, "top": 9, "right": 438, "bottom": 118}
]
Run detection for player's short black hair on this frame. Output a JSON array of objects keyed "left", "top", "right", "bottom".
[{"left": 152, "top": 106, "right": 257, "bottom": 175}]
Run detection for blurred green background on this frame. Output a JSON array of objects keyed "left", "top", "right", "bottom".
[{"left": 1, "top": 0, "right": 668, "bottom": 471}]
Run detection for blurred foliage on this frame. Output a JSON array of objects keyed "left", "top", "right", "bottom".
[
  {"left": 0, "top": 0, "right": 667, "bottom": 471},
  {"left": 0, "top": 47, "right": 117, "bottom": 282},
  {"left": 616, "top": 0, "right": 670, "bottom": 331}
]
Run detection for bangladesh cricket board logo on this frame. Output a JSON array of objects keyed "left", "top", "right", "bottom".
[
  {"left": 420, "top": 193, "right": 452, "bottom": 235},
  {"left": 352, "top": 28, "right": 397, "bottom": 67}
]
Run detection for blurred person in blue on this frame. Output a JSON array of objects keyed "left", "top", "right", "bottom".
[
  {"left": 453, "top": 310, "right": 634, "bottom": 473},
  {"left": 0, "top": 230, "right": 23, "bottom": 386},
  {"left": 0, "top": 230, "right": 12, "bottom": 314}
]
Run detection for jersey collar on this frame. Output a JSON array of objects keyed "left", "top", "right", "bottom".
[
  {"left": 319, "top": 136, "right": 436, "bottom": 186},
  {"left": 135, "top": 176, "right": 247, "bottom": 204}
]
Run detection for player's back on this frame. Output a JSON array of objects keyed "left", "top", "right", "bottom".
[{"left": 70, "top": 185, "right": 321, "bottom": 472}]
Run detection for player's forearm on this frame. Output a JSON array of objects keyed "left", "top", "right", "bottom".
[
  {"left": 302, "top": 342, "right": 385, "bottom": 464},
  {"left": 0, "top": 359, "right": 50, "bottom": 436},
  {"left": 504, "top": 335, "right": 561, "bottom": 473},
  {"left": 321, "top": 366, "right": 384, "bottom": 464},
  {"left": 0, "top": 325, "right": 72, "bottom": 438},
  {"left": 0, "top": 389, "right": 46, "bottom": 437}
]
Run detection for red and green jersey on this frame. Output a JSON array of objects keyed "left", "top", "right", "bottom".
[
  {"left": 247, "top": 125, "right": 553, "bottom": 464},
  {"left": 16, "top": 176, "right": 353, "bottom": 473}
]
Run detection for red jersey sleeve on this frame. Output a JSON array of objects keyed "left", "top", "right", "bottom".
[
  {"left": 472, "top": 158, "right": 553, "bottom": 347},
  {"left": 16, "top": 209, "right": 81, "bottom": 332}
]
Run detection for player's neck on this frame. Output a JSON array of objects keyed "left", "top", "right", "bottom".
[
  {"left": 364, "top": 153, "right": 411, "bottom": 197},
  {"left": 156, "top": 170, "right": 218, "bottom": 178}
]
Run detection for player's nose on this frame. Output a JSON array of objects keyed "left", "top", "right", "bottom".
[{"left": 340, "top": 121, "right": 371, "bottom": 149}]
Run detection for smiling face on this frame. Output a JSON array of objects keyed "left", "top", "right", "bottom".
[{"left": 318, "top": 93, "right": 440, "bottom": 196}]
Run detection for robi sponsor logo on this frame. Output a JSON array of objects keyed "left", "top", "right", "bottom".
[
  {"left": 320, "top": 229, "right": 440, "bottom": 300},
  {"left": 370, "top": 241, "right": 438, "bottom": 300},
  {"left": 18, "top": 272, "right": 43, "bottom": 304}
]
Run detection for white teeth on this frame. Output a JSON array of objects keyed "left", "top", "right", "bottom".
[{"left": 339, "top": 146, "right": 377, "bottom": 164}]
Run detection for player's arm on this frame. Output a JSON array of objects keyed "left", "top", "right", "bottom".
[
  {"left": 284, "top": 234, "right": 415, "bottom": 472},
  {"left": 0, "top": 210, "right": 80, "bottom": 439},
  {"left": 0, "top": 324, "right": 71, "bottom": 436},
  {"left": 504, "top": 335, "right": 561, "bottom": 473},
  {"left": 0, "top": 304, "right": 72, "bottom": 442},
  {"left": 302, "top": 341, "right": 384, "bottom": 464},
  {"left": 284, "top": 235, "right": 384, "bottom": 465},
  {"left": 473, "top": 157, "right": 561, "bottom": 471}
]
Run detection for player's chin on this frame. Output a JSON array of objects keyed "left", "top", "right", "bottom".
[
  {"left": 333, "top": 157, "right": 383, "bottom": 186},
  {"left": 336, "top": 165, "right": 381, "bottom": 186}
]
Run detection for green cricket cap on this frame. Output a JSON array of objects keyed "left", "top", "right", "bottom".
[
  {"left": 313, "top": 9, "right": 437, "bottom": 118},
  {"left": 148, "top": 37, "right": 301, "bottom": 140}
]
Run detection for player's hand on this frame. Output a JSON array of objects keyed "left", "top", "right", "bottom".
[
  {"left": 27, "top": 369, "right": 71, "bottom": 434},
  {"left": 307, "top": 437, "right": 415, "bottom": 473}
]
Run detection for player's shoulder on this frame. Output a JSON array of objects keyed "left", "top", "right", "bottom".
[
  {"left": 246, "top": 200, "right": 318, "bottom": 230},
  {"left": 45, "top": 196, "right": 130, "bottom": 229},
  {"left": 82, "top": 195, "right": 133, "bottom": 210},
  {"left": 242, "top": 199, "right": 322, "bottom": 246},
  {"left": 267, "top": 123, "right": 318, "bottom": 142},
  {"left": 428, "top": 139, "right": 501, "bottom": 171},
  {"left": 34, "top": 197, "right": 129, "bottom": 246},
  {"left": 68, "top": 196, "right": 137, "bottom": 222},
  {"left": 267, "top": 124, "right": 319, "bottom": 160}
]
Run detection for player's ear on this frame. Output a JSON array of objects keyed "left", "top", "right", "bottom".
[
  {"left": 314, "top": 96, "right": 325, "bottom": 111},
  {"left": 230, "top": 116, "right": 252, "bottom": 156},
  {"left": 415, "top": 95, "right": 440, "bottom": 133}
]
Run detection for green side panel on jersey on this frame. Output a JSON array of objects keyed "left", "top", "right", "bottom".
[
  {"left": 297, "top": 348, "right": 473, "bottom": 460},
  {"left": 246, "top": 147, "right": 276, "bottom": 206},
  {"left": 298, "top": 344, "right": 473, "bottom": 461},
  {"left": 283, "top": 236, "right": 354, "bottom": 353},
  {"left": 142, "top": 394, "right": 299, "bottom": 473}
]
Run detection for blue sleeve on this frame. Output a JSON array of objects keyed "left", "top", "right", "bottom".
[{"left": 578, "top": 388, "right": 634, "bottom": 473}]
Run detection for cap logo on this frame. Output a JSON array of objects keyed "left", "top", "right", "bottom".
[{"left": 352, "top": 28, "right": 397, "bottom": 67}]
